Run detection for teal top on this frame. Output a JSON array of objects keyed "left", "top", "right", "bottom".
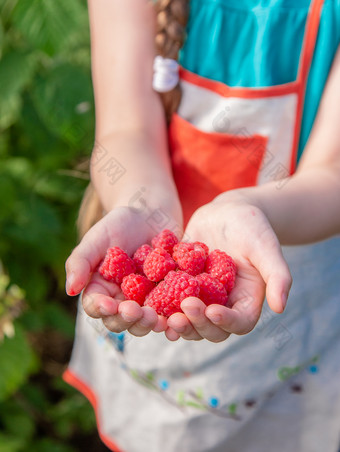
[{"left": 180, "top": 0, "right": 340, "bottom": 162}]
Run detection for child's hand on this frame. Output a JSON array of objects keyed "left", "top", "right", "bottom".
[
  {"left": 65, "top": 207, "right": 168, "bottom": 336},
  {"left": 165, "top": 194, "right": 292, "bottom": 342}
]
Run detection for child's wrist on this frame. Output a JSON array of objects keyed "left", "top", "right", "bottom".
[{"left": 111, "top": 185, "right": 182, "bottom": 225}]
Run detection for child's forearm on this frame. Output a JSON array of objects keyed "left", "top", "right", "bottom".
[
  {"left": 88, "top": 0, "right": 160, "bottom": 136},
  {"left": 223, "top": 165, "right": 340, "bottom": 245},
  {"left": 88, "top": 0, "right": 179, "bottom": 215},
  {"left": 90, "top": 129, "right": 181, "bottom": 219}
]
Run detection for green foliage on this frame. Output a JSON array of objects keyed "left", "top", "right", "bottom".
[
  {"left": 0, "top": 324, "right": 38, "bottom": 401},
  {"left": 0, "top": 0, "right": 101, "bottom": 450}
]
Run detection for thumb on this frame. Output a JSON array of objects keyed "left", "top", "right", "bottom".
[
  {"left": 65, "top": 213, "right": 116, "bottom": 296},
  {"left": 249, "top": 227, "right": 292, "bottom": 313}
]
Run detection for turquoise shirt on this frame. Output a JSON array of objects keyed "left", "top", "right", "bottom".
[{"left": 180, "top": 0, "right": 340, "bottom": 161}]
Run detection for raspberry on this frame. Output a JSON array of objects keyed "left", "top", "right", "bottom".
[
  {"left": 121, "top": 274, "right": 155, "bottom": 306},
  {"left": 195, "top": 273, "right": 228, "bottom": 306},
  {"left": 172, "top": 242, "right": 207, "bottom": 276},
  {"left": 194, "top": 242, "right": 209, "bottom": 257},
  {"left": 143, "top": 248, "right": 177, "bottom": 282},
  {"left": 133, "top": 244, "right": 153, "bottom": 274},
  {"left": 145, "top": 271, "right": 200, "bottom": 317},
  {"left": 205, "top": 250, "right": 237, "bottom": 292},
  {"left": 99, "top": 247, "right": 136, "bottom": 284},
  {"left": 151, "top": 229, "right": 179, "bottom": 255}
]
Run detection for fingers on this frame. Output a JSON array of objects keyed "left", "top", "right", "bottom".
[
  {"left": 165, "top": 327, "right": 181, "bottom": 341},
  {"left": 65, "top": 218, "right": 111, "bottom": 296},
  {"left": 181, "top": 299, "right": 231, "bottom": 342},
  {"left": 82, "top": 270, "right": 167, "bottom": 337},
  {"left": 127, "top": 306, "right": 159, "bottom": 336},
  {"left": 82, "top": 272, "right": 123, "bottom": 318},
  {"left": 168, "top": 298, "right": 231, "bottom": 342},
  {"left": 167, "top": 312, "right": 202, "bottom": 340},
  {"left": 205, "top": 299, "right": 261, "bottom": 335},
  {"left": 102, "top": 301, "right": 144, "bottom": 332},
  {"left": 249, "top": 224, "right": 292, "bottom": 313},
  {"left": 266, "top": 270, "right": 292, "bottom": 314}
]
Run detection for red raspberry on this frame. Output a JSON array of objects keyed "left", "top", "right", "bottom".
[
  {"left": 172, "top": 242, "right": 207, "bottom": 276},
  {"left": 151, "top": 229, "right": 179, "bottom": 255},
  {"left": 205, "top": 250, "right": 237, "bottom": 292},
  {"left": 145, "top": 271, "right": 200, "bottom": 317},
  {"left": 133, "top": 244, "right": 153, "bottom": 274},
  {"left": 99, "top": 247, "right": 136, "bottom": 284},
  {"left": 143, "top": 248, "right": 177, "bottom": 282},
  {"left": 195, "top": 273, "right": 228, "bottom": 306},
  {"left": 194, "top": 241, "right": 209, "bottom": 257},
  {"left": 121, "top": 274, "right": 155, "bottom": 306}
]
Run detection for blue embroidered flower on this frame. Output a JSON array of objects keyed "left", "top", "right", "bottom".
[
  {"left": 159, "top": 379, "right": 169, "bottom": 390},
  {"left": 309, "top": 364, "right": 318, "bottom": 373},
  {"left": 107, "top": 331, "right": 125, "bottom": 352},
  {"left": 208, "top": 397, "right": 219, "bottom": 408}
]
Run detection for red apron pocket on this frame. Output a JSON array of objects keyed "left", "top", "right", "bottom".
[{"left": 169, "top": 113, "right": 268, "bottom": 225}]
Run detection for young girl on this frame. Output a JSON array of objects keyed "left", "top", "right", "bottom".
[{"left": 64, "top": 0, "right": 340, "bottom": 450}]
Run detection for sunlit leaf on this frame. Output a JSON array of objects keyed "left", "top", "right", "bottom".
[{"left": 12, "top": 0, "right": 85, "bottom": 56}]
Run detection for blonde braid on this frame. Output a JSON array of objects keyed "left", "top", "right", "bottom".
[
  {"left": 154, "top": 0, "right": 190, "bottom": 122},
  {"left": 77, "top": 0, "right": 189, "bottom": 238}
]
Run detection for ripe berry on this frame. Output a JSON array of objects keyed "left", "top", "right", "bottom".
[
  {"left": 133, "top": 244, "right": 153, "bottom": 274},
  {"left": 205, "top": 250, "right": 237, "bottom": 293},
  {"left": 99, "top": 247, "right": 136, "bottom": 284},
  {"left": 143, "top": 248, "right": 177, "bottom": 282},
  {"left": 121, "top": 274, "right": 155, "bottom": 306},
  {"left": 195, "top": 273, "right": 228, "bottom": 306},
  {"left": 172, "top": 242, "right": 207, "bottom": 276},
  {"left": 145, "top": 271, "right": 200, "bottom": 317},
  {"left": 151, "top": 229, "right": 179, "bottom": 255}
]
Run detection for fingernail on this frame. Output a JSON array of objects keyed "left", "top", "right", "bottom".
[
  {"left": 208, "top": 314, "right": 222, "bottom": 324},
  {"left": 281, "top": 291, "right": 288, "bottom": 310},
  {"left": 99, "top": 299, "right": 116, "bottom": 316},
  {"left": 66, "top": 272, "right": 76, "bottom": 295}
]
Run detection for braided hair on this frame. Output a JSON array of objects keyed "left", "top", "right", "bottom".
[
  {"left": 155, "top": 0, "right": 189, "bottom": 121},
  {"left": 77, "top": 0, "right": 190, "bottom": 237}
]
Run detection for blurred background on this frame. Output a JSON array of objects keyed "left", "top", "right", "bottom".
[{"left": 0, "top": 0, "right": 110, "bottom": 450}]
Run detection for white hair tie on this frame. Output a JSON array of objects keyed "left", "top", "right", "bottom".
[{"left": 153, "top": 55, "right": 179, "bottom": 93}]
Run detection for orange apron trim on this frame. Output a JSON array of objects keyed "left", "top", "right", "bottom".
[
  {"left": 290, "top": 0, "right": 325, "bottom": 173},
  {"left": 63, "top": 369, "right": 125, "bottom": 452},
  {"left": 179, "top": 67, "right": 299, "bottom": 99}
]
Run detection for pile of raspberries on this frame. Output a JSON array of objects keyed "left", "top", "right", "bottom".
[{"left": 98, "top": 229, "right": 237, "bottom": 318}]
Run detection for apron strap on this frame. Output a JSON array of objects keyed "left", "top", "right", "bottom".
[
  {"left": 290, "top": 0, "right": 325, "bottom": 173},
  {"left": 297, "top": 0, "right": 325, "bottom": 85}
]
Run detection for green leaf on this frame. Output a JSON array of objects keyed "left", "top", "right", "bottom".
[
  {"left": 0, "top": 325, "right": 37, "bottom": 402},
  {"left": 1, "top": 403, "right": 35, "bottom": 440},
  {"left": 0, "top": 17, "right": 4, "bottom": 59},
  {"left": 42, "top": 302, "right": 75, "bottom": 339},
  {"left": 31, "top": 63, "right": 94, "bottom": 148},
  {"left": 12, "top": 0, "right": 85, "bottom": 56},
  {"left": 49, "top": 391, "right": 96, "bottom": 437},
  {"left": 23, "top": 438, "right": 75, "bottom": 452},
  {"left": 0, "top": 433, "right": 25, "bottom": 452},
  {"left": 0, "top": 51, "right": 36, "bottom": 129}
]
